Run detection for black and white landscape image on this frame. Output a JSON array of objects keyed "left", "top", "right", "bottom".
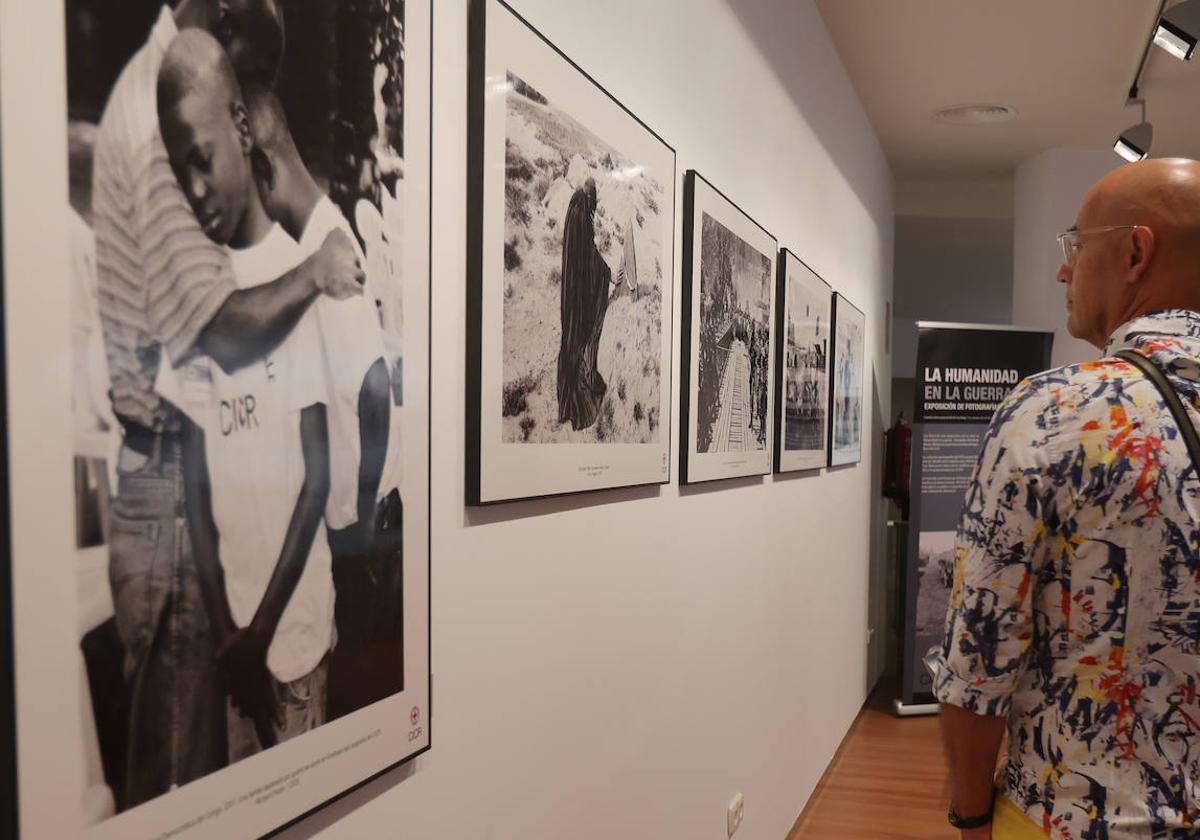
[
  {"left": 695, "top": 213, "right": 772, "bottom": 454},
  {"left": 500, "top": 71, "right": 667, "bottom": 445}
]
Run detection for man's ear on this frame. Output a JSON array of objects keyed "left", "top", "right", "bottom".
[
  {"left": 250, "top": 145, "right": 275, "bottom": 192},
  {"left": 231, "top": 101, "right": 253, "bottom": 156},
  {"left": 1128, "top": 225, "right": 1155, "bottom": 284}
]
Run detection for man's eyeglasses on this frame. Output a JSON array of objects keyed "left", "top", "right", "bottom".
[{"left": 1056, "top": 225, "right": 1140, "bottom": 264}]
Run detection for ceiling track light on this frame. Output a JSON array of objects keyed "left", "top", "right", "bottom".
[
  {"left": 1114, "top": 99, "right": 1153, "bottom": 162},
  {"left": 1154, "top": 0, "right": 1200, "bottom": 60},
  {"left": 1115, "top": 123, "right": 1153, "bottom": 162}
]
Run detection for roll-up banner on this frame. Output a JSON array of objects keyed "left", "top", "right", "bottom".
[{"left": 898, "top": 322, "right": 1054, "bottom": 713}]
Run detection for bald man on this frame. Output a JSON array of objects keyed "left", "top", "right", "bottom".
[
  {"left": 89, "top": 0, "right": 359, "bottom": 809},
  {"left": 930, "top": 158, "right": 1200, "bottom": 838}
]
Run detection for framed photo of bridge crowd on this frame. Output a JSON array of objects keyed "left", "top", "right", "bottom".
[
  {"left": 466, "top": 0, "right": 677, "bottom": 505},
  {"left": 680, "top": 170, "right": 779, "bottom": 484},
  {"left": 1, "top": 1, "right": 430, "bottom": 837}
]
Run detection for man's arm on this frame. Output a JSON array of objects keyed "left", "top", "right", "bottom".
[
  {"left": 198, "top": 231, "right": 365, "bottom": 374},
  {"left": 223, "top": 403, "right": 330, "bottom": 671},
  {"left": 219, "top": 404, "right": 330, "bottom": 743},
  {"left": 182, "top": 415, "right": 276, "bottom": 741},
  {"left": 249, "top": 403, "right": 331, "bottom": 640},
  {"left": 138, "top": 147, "right": 364, "bottom": 373},
  {"left": 930, "top": 378, "right": 1060, "bottom": 837},
  {"left": 356, "top": 357, "right": 391, "bottom": 532},
  {"left": 940, "top": 704, "right": 1006, "bottom": 839}
]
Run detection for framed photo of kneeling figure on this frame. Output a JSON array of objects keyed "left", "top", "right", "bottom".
[
  {"left": 680, "top": 171, "right": 778, "bottom": 484},
  {"left": 2, "top": 0, "right": 430, "bottom": 837},
  {"left": 829, "top": 293, "right": 866, "bottom": 467},
  {"left": 774, "top": 249, "right": 832, "bottom": 473},
  {"left": 467, "top": 0, "right": 676, "bottom": 505}
]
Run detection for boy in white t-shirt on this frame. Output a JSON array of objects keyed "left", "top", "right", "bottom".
[
  {"left": 243, "top": 83, "right": 404, "bottom": 718},
  {"left": 156, "top": 31, "right": 336, "bottom": 754}
]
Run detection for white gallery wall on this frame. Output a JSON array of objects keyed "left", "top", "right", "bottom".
[
  {"left": 891, "top": 178, "right": 1015, "bottom": 380},
  {"left": 1013, "top": 147, "right": 1118, "bottom": 368},
  {"left": 0, "top": 0, "right": 894, "bottom": 837},
  {"left": 284, "top": 1, "right": 894, "bottom": 838}
]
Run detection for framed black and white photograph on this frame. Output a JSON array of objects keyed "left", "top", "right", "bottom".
[
  {"left": 3, "top": 1, "right": 430, "bottom": 836},
  {"left": 466, "top": 0, "right": 676, "bottom": 505},
  {"left": 680, "top": 171, "right": 777, "bottom": 485},
  {"left": 774, "top": 249, "right": 831, "bottom": 473},
  {"left": 829, "top": 292, "right": 866, "bottom": 467}
]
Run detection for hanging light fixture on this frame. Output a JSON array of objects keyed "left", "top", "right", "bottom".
[
  {"left": 1114, "top": 100, "right": 1153, "bottom": 162},
  {"left": 1154, "top": 0, "right": 1200, "bottom": 60}
]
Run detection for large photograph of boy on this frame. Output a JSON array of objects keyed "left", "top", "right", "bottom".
[{"left": 66, "top": 0, "right": 408, "bottom": 820}]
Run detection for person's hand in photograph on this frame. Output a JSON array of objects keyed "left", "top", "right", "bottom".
[
  {"left": 219, "top": 626, "right": 280, "bottom": 748},
  {"left": 309, "top": 229, "right": 366, "bottom": 300}
]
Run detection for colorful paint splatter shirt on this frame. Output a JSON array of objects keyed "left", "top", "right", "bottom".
[{"left": 931, "top": 310, "right": 1200, "bottom": 839}]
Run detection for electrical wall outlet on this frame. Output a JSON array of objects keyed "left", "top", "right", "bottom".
[{"left": 727, "top": 792, "right": 745, "bottom": 837}]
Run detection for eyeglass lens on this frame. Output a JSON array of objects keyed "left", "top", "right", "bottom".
[{"left": 1060, "top": 233, "right": 1077, "bottom": 263}]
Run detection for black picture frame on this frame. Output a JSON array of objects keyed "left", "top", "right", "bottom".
[
  {"left": 466, "top": 0, "right": 677, "bottom": 505},
  {"left": 0, "top": 113, "right": 17, "bottom": 840},
  {"left": 680, "top": 170, "right": 778, "bottom": 485},
  {"left": 828, "top": 292, "right": 866, "bottom": 467},
  {"left": 773, "top": 248, "right": 833, "bottom": 474}
]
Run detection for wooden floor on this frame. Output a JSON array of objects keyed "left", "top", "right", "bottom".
[{"left": 786, "top": 677, "right": 957, "bottom": 839}]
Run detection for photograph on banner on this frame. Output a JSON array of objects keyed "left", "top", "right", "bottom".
[
  {"left": 55, "top": 0, "right": 431, "bottom": 835},
  {"left": 902, "top": 420, "right": 989, "bottom": 701},
  {"left": 680, "top": 171, "right": 777, "bottom": 484},
  {"left": 828, "top": 293, "right": 865, "bottom": 467},
  {"left": 467, "top": 0, "right": 676, "bottom": 504},
  {"left": 914, "top": 530, "right": 955, "bottom": 635},
  {"left": 774, "top": 248, "right": 830, "bottom": 473}
]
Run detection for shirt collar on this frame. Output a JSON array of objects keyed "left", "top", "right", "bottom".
[
  {"left": 225, "top": 224, "right": 303, "bottom": 289},
  {"left": 298, "top": 196, "right": 336, "bottom": 251},
  {"left": 150, "top": 4, "right": 179, "bottom": 54},
  {"left": 1103, "top": 309, "right": 1200, "bottom": 355}
]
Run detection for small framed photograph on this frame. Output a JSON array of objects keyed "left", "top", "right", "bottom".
[
  {"left": 466, "top": 0, "right": 677, "bottom": 504},
  {"left": 829, "top": 293, "right": 866, "bottom": 467},
  {"left": 774, "top": 249, "right": 832, "bottom": 473},
  {"left": 680, "top": 171, "right": 777, "bottom": 484}
]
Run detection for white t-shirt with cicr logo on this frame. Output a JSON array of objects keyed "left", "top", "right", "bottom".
[{"left": 157, "top": 223, "right": 334, "bottom": 684}]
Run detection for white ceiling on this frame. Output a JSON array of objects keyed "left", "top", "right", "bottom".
[{"left": 815, "top": 0, "right": 1200, "bottom": 179}]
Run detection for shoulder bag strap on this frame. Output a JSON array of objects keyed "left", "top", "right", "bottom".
[{"left": 1113, "top": 348, "right": 1200, "bottom": 475}]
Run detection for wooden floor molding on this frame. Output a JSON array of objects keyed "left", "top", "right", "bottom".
[{"left": 787, "top": 677, "right": 957, "bottom": 839}]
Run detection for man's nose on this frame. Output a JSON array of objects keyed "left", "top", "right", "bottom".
[{"left": 1056, "top": 261, "right": 1071, "bottom": 285}]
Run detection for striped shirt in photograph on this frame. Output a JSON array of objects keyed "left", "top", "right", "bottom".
[{"left": 91, "top": 4, "right": 235, "bottom": 431}]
